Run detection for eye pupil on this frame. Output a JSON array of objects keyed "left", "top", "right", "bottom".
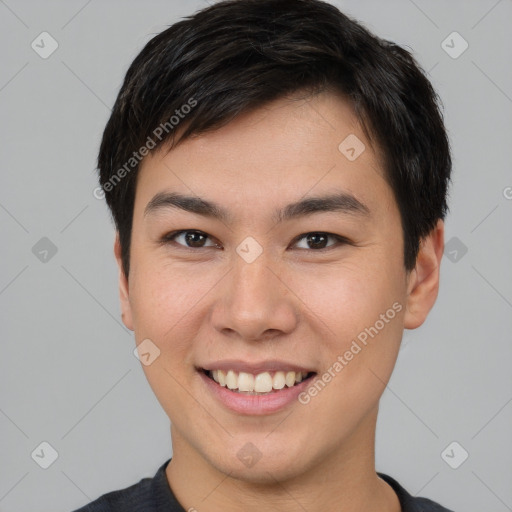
[
  {"left": 307, "top": 233, "right": 327, "bottom": 249},
  {"left": 186, "top": 231, "right": 206, "bottom": 247}
]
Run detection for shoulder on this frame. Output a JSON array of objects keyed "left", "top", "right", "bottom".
[
  {"left": 71, "top": 460, "right": 174, "bottom": 512},
  {"left": 378, "top": 472, "right": 455, "bottom": 512},
  {"left": 72, "top": 476, "right": 154, "bottom": 512}
]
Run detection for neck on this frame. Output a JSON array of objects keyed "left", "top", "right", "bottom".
[{"left": 166, "top": 407, "right": 400, "bottom": 512}]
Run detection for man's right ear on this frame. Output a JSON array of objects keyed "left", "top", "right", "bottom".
[{"left": 114, "top": 234, "right": 134, "bottom": 331}]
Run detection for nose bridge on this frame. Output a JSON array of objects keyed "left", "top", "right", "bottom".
[
  {"left": 213, "top": 250, "right": 297, "bottom": 340},
  {"left": 232, "top": 253, "right": 275, "bottom": 307}
]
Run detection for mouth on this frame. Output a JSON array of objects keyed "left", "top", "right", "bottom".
[
  {"left": 200, "top": 368, "right": 316, "bottom": 395},
  {"left": 196, "top": 360, "right": 318, "bottom": 414}
]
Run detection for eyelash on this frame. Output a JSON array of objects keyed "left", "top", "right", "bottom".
[{"left": 160, "top": 230, "right": 350, "bottom": 252}]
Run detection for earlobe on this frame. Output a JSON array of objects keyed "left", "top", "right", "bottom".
[
  {"left": 114, "top": 234, "right": 134, "bottom": 331},
  {"left": 403, "top": 220, "right": 444, "bottom": 330}
]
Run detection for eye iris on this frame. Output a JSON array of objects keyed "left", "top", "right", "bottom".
[
  {"left": 186, "top": 231, "right": 206, "bottom": 247},
  {"left": 307, "top": 233, "right": 327, "bottom": 249}
]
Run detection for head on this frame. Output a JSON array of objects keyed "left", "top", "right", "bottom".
[{"left": 97, "top": 0, "right": 450, "bottom": 484}]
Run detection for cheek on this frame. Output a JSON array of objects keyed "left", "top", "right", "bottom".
[
  {"left": 128, "top": 264, "right": 210, "bottom": 420},
  {"left": 292, "top": 257, "right": 405, "bottom": 401},
  {"left": 330, "top": 259, "right": 405, "bottom": 368},
  {"left": 291, "top": 256, "right": 405, "bottom": 340},
  {"left": 129, "top": 259, "right": 206, "bottom": 335},
  {"left": 128, "top": 258, "right": 229, "bottom": 379}
]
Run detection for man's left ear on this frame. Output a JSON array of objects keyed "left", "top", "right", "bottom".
[{"left": 404, "top": 219, "right": 445, "bottom": 329}]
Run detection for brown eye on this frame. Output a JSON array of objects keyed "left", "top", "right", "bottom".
[
  {"left": 306, "top": 233, "right": 328, "bottom": 249},
  {"left": 163, "top": 230, "right": 220, "bottom": 248},
  {"left": 293, "top": 232, "right": 347, "bottom": 250},
  {"left": 183, "top": 231, "right": 207, "bottom": 247}
]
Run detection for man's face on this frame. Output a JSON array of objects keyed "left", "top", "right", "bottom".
[{"left": 117, "top": 92, "right": 426, "bottom": 482}]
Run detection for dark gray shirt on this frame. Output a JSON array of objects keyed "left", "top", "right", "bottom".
[{"left": 73, "top": 458, "right": 454, "bottom": 511}]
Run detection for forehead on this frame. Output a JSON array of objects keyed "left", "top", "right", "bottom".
[{"left": 134, "top": 92, "right": 394, "bottom": 224}]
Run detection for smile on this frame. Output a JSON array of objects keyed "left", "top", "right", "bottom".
[
  {"left": 204, "top": 369, "right": 315, "bottom": 394},
  {"left": 199, "top": 366, "right": 317, "bottom": 414}
]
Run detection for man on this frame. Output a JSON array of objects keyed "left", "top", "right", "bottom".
[{"left": 75, "top": 0, "right": 453, "bottom": 510}]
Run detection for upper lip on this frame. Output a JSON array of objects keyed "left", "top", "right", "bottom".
[{"left": 199, "top": 359, "right": 316, "bottom": 374}]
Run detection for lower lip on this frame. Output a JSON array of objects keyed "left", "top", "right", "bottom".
[{"left": 199, "top": 371, "right": 314, "bottom": 415}]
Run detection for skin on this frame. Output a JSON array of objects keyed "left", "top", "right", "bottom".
[{"left": 114, "top": 91, "right": 444, "bottom": 512}]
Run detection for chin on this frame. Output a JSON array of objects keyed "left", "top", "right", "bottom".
[{"left": 208, "top": 442, "right": 311, "bottom": 485}]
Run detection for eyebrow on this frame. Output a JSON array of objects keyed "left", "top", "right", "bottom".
[{"left": 144, "top": 191, "right": 370, "bottom": 224}]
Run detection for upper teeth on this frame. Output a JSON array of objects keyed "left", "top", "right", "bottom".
[{"left": 210, "top": 370, "right": 308, "bottom": 393}]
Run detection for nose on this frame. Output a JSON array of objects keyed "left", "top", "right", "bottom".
[{"left": 211, "top": 254, "right": 299, "bottom": 342}]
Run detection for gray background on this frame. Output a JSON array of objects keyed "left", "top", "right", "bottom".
[{"left": 1, "top": 0, "right": 511, "bottom": 511}]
